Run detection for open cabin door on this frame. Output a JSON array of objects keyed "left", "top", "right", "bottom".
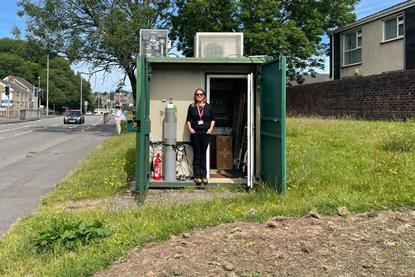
[
  {"left": 260, "top": 57, "right": 286, "bottom": 193},
  {"left": 206, "top": 74, "right": 255, "bottom": 186},
  {"left": 247, "top": 73, "right": 254, "bottom": 188},
  {"left": 135, "top": 56, "right": 151, "bottom": 195}
]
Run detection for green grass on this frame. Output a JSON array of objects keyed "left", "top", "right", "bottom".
[
  {"left": 43, "top": 133, "right": 136, "bottom": 205},
  {"left": 1, "top": 117, "right": 415, "bottom": 276}
]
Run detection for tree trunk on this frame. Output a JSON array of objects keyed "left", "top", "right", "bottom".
[{"left": 128, "top": 69, "right": 137, "bottom": 104}]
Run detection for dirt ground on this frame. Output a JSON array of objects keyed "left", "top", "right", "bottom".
[{"left": 97, "top": 209, "right": 415, "bottom": 277}]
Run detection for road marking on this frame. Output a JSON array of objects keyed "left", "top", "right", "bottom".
[
  {"left": 0, "top": 119, "right": 58, "bottom": 133},
  {"left": 0, "top": 125, "right": 31, "bottom": 133},
  {"left": 14, "top": 130, "right": 33, "bottom": 137},
  {"left": 0, "top": 132, "right": 80, "bottom": 170}
]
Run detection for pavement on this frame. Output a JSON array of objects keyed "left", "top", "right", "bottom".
[{"left": 0, "top": 115, "right": 115, "bottom": 235}]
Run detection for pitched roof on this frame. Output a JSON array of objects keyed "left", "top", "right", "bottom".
[
  {"left": 14, "top": 76, "right": 34, "bottom": 91},
  {"left": 288, "top": 73, "right": 330, "bottom": 86},
  {"left": 332, "top": 0, "right": 415, "bottom": 34},
  {"left": 2, "top": 76, "right": 34, "bottom": 92},
  {"left": 0, "top": 79, "right": 30, "bottom": 93}
]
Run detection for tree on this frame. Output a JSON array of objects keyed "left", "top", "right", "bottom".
[
  {"left": 171, "top": 0, "right": 359, "bottom": 82},
  {"left": 0, "top": 38, "right": 93, "bottom": 111},
  {"left": 18, "top": 0, "right": 172, "bottom": 102},
  {"left": 171, "top": 0, "right": 239, "bottom": 56}
]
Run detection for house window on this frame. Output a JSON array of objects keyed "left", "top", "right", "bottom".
[
  {"left": 384, "top": 15, "right": 404, "bottom": 41},
  {"left": 343, "top": 29, "right": 362, "bottom": 66}
]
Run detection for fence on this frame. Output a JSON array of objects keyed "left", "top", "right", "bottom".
[{"left": 287, "top": 69, "right": 415, "bottom": 120}]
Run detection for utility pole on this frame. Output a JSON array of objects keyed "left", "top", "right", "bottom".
[
  {"left": 80, "top": 74, "right": 83, "bottom": 113},
  {"left": 46, "top": 54, "right": 49, "bottom": 116},
  {"left": 38, "top": 76, "right": 40, "bottom": 113},
  {"left": 97, "top": 91, "right": 100, "bottom": 111}
]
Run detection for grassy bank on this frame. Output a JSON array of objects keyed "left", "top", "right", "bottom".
[
  {"left": 43, "top": 133, "right": 135, "bottom": 204},
  {"left": 0, "top": 118, "right": 414, "bottom": 276}
]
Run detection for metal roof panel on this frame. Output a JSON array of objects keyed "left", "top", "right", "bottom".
[{"left": 146, "top": 56, "right": 271, "bottom": 64}]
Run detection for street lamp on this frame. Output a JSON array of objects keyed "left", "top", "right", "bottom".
[
  {"left": 78, "top": 71, "right": 91, "bottom": 114},
  {"left": 80, "top": 74, "right": 83, "bottom": 113},
  {"left": 46, "top": 54, "right": 49, "bottom": 116},
  {"left": 37, "top": 76, "right": 40, "bottom": 111}
]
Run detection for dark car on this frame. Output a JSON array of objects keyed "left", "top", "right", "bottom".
[{"left": 64, "top": 110, "right": 85, "bottom": 124}]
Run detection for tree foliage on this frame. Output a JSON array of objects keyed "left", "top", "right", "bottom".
[
  {"left": 18, "top": 0, "right": 171, "bottom": 100},
  {"left": 18, "top": 0, "right": 358, "bottom": 89},
  {"left": 0, "top": 38, "right": 92, "bottom": 111},
  {"left": 171, "top": 0, "right": 359, "bottom": 82}
]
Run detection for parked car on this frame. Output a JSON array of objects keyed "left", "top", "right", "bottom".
[{"left": 64, "top": 109, "right": 85, "bottom": 124}]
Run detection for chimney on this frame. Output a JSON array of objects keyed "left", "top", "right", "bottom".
[{"left": 8, "top": 74, "right": 14, "bottom": 82}]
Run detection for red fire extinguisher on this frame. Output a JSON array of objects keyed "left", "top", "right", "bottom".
[{"left": 154, "top": 154, "right": 162, "bottom": 180}]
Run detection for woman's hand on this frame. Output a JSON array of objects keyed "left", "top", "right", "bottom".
[
  {"left": 189, "top": 127, "right": 196, "bottom": 134},
  {"left": 206, "top": 128, "right": 213, "bottom": 134}
]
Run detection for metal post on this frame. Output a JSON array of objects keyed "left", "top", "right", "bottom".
[
  {"left": 80, "top": 75, "right": 83, "bottom": 113},
  {"left": 6, "top": 95, "right": 10, "bottom": 119},
  {"left": 38, "top": 76, "right": 40, "bottom": 117},
  {"left": 32, "top": 86, "right": 35, "bottom": 110},
  {"left": 46, "top": 54, "right": 49, "bottom": 116}
]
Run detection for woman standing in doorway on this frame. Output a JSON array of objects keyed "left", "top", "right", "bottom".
[{"left": 186, "top": 88, "right": 215, "bottom": 184}]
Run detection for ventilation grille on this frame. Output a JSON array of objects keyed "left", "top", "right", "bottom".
[{"left": 195, "top": 33, "right": 243, "bottom": 58}]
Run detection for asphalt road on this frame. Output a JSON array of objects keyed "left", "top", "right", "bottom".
[{"left": 0, "top": 115, "right": 115, "bottom": 235}]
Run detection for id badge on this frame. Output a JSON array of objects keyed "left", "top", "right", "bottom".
[{"left": 197, "top": 120, "right": 204, "bottom": 125}]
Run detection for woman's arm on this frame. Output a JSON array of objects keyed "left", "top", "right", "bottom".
[
  {"left": 207, "top": 120, "right": 215, "bottom": 134},
  {"left": 207, "top": 105, "right": 215, "bottom": 134},
  {"left": 187, "top": 121, "right": 195, "bottom": 134},
  {"left": 186, "top": 105, "right": 195, "bottom": 134}
]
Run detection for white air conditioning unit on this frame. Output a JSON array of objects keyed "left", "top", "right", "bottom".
[
  {"left": 140, "top": 29, "right": 169, "bottom": 57},
  {"left": 194, "top": 32, "right": 243, "bottom": 58}
]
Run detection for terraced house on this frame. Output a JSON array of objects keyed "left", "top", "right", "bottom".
[
  {"left": 0, "top": 75, "right": 35, "bottom": 120},
  {"left": 330, "top": 0, "right": 415, "bottom": 79}
]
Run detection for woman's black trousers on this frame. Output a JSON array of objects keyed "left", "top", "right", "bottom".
[{"left": 190, "top": 133, "right": 210, "bottom": 178}]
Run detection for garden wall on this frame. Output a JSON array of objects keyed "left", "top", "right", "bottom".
[{"left": 287, "top": 70, "right": 415, "bottom": 120}]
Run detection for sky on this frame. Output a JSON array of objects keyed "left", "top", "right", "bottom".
[{"left": 0, "top": 0, "right": 408, "bottom": 91}]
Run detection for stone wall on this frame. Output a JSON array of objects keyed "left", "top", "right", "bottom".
[{"left": 287, "top": 70, "right": 415, "bottom": 120}]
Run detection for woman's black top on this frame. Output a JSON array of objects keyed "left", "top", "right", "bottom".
[{"left": 186, "top": 103, "right": 215, "bottom": 133}]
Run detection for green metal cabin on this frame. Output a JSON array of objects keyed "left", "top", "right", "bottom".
[{"left": 135, "top": 56, "right": 286, "bottom": 195}]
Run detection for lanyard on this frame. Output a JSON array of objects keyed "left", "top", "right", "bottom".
[{"left": 197, "top": 105, "right": 204, "bottom": 120}]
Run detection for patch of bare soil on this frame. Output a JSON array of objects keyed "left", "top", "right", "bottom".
[{"left": 97, "top": 209, "right": 415, "bottom": 277}]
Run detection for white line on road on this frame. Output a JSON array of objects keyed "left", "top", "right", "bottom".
[
  {"left": 0, "top": 125, "right": 33, "bottom": 133},
  {"left": 14, "top": 130, "right": 33, "bottom": 137}
]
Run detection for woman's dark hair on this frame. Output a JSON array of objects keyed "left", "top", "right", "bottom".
[{"left": 192, "top": 88, "right": 206, "bottom": 107}]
